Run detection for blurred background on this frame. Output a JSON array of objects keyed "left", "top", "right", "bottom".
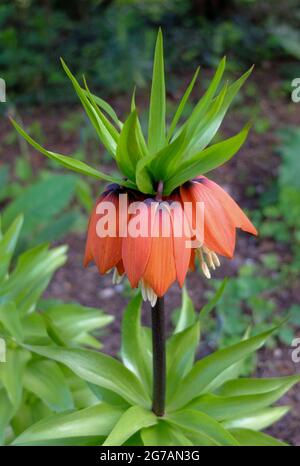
[{"left": 1, "top": 0, "right": 300, "bottom": 444}]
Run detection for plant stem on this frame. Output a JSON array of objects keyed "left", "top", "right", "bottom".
[{"left": 151, "top": 296, "right": 166, "bottom": 416}]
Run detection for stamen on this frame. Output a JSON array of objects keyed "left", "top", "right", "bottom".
[
  {"left": 211, "top": 252, "right": 220, "bottom": 268},
  {"left": 140, "top": 280, "right": 158, "bottom": 306},
  {"left": 112, "top": 267, "right": 124, "bottom": 285},
  {"left": 202, "top": 261, "right": 211, "bottom": 279}
]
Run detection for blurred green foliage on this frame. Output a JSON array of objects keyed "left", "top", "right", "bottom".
[{"left": 1, "top": 0, "right": 300, "bottom": 103}]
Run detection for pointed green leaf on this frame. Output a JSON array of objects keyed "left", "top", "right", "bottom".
[
  {"left": 217, "top": 375, "right": 300, "bottom": 397},
  {"left": 229, "top": 428, "right": 288, "bottom": 446},
  {"left": 116, "top": 110, "right": 147, "bottom": 181},
  {"left": 12, "top": 403, "right": 124, "bottom": 445},
  {"left": 81, "top": 89, "right": 122, "bottom": 129},
  {"left": 200, "top": 278, "right": 228, "bottom": 321},
  {"left": 188, "top": 377, "right": 300, "bottom": 421},
  {"left": 24, "top": 345, "right": 151, "bottom": 407},
  {"left": 10, "top": 119, "right": 135, "bottom": 189},
  {"left": 166, "top": 322, "right": 200, "bottom": 401},
  {"left": 103, "top": 405, "right": 157, "bottom": 446},
  {"left": 167, "top": 67, "right": 200, "bottom": 142},
  {"left": 167, "top": 409, "right": 238, "bottom": 446},
  {"left": 61, "top": 59, "right": 117, "bottom": 157},
  {"left": 185, "top": 66, "right": 253, "bottom": 157},
  {"left": 23, "top": 360, "right": 74, "bottom": 412},
  {"left": 164, "top": 124, "right": 250, "bottom": 195},
  {"left": 148, "top": 29, "right": 166, "bottom": 154},
  {"left": 174, "top": 286, "right": 197, "bottom": 334},
  {"left": 121, "top": 293, "right": 152, "bottom": 394},
  {"left": 181, "top": 57, "right": 226, "bottom": 138},
  {"left": 223, "top": 406, "right": 289, "bottom": 431},
  {"left": 168, "top": 326, "right": 276, "bottom": 410}
]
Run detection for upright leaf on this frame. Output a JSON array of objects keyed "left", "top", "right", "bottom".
[
  {"left": 167, "top": 67, "right": 200, "bottom": 142},
  {"left": 148, "top": 29, "right": 166, "bottom": 154},
  {"left": 167, "top": 327, "right": 276, "bottom": 410},
  {"left": 121, "top": 293, "right": 152, "bottom": 393}
]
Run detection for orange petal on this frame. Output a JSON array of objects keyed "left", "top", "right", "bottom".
[
  {"left": 180, "top": 181, "right": 236, "bottom": 258},
  {"left": 122, "top": 201, "right": 152, "bottom": 288},
  {"left": 168, "top": 194, "right": 191, "bottom": 287},
  {"left": 84, "top": 191, "right": 122, "bottom": 274},
  {"left": 142, "top": 205, "right": 176, "bottom": 296},
  {"left": 201, "top": 177, "right": 258, "bottom": 235},
  {"left": 84, "top": 196, "right": 103, "bottom": 267}
]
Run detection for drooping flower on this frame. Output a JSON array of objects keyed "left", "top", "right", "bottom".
[{"left": 84, "top": 176, "right": 257, "bottom": 305}]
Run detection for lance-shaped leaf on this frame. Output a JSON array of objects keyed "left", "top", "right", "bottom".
[
  {"left": 10, "top": 119, "right": 136, "bottom": 189},
  {"left": 83, "top": 77, "right": 119, "bottom": 146},
  {"left": 166, "top": 321, "right": 200, "bottom": 402},
  {"left": 61, "top": 59, "right": 117, "bottom": 157},
  {"left": 174, "top": 285, "right": 197, "bottom": 334},
  {"left": 185, "top": 66, "right": 253, "bottom": 158},
  {"left": 121, "top": 293, "right": 152, "bottom": 394},
  {"left": 103, "top": 405, "right": 157, "bottom": 446},
  {"left": 167, "top": 326, "right": 276, "bottom": 410},
  {"left": 23, "top": 345, "right": 151, "bottom": 407},
  {"left": 180, "top": 57, "right": 226, "bottom": 138},
  {"left": 167, "top": 67, "right": 200, "bottom": 142},
  {"left": 163, "top": 123, "right": 250, "bottom": 195},
  {"left": 166, "top": 409, "right": 238, "bottom": 446},
  {"left": 81, "top": 89, "right": 122, "bottom": 129},
  {"left": 199, "top": 278, "right": 228, "bottom": 321},
  {"left": 23, "top": 360, "right": 74, "bottom": 412},
  {"left": 229, "top": 428, "right": 288, "bottom": 446},
  {"left": 148, "top": 29, "right": 166, "bottom": 154},
  {"left": 116, "top": 110, "right": 147, "bottom": 181},
  {"left": 12, "top": 403, "right": 124, "bottom": 446},
  {"left": 187, "top": 376, "right": 300, "bottom": 421},
  {"left": 222, "top": 406, "right": 289, "bottom": 431},
  {"left": 216, "top": 374, "right": 300, "bottom": 397}
]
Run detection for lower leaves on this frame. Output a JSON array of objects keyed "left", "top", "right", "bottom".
[{"left": 10, "top": 287, "right": 300, "bottom": 446}]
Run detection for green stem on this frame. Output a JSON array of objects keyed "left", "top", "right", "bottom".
[{"left": 151, "top": 296, "right": 166, "bottom": 416}]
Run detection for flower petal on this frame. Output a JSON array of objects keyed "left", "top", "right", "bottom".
[
  {"left": 201, "top": 176, "right": 258, "bottom": 235},
  {"left": 180, "top": 181, "right": 236, "bottom": 258},
  {"left": 143, "top": 205, "right": 176, "bottom": 296},
  {"left": 168, "top": 194, "right": 191, "bottom": 287},
  {"left": 122, "top": 202, "right": 152, "bottom": 288}
]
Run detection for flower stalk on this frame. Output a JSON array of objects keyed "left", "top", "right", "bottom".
[{"left": 151, "top": 296, "right": 166, "bottom": 416}]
